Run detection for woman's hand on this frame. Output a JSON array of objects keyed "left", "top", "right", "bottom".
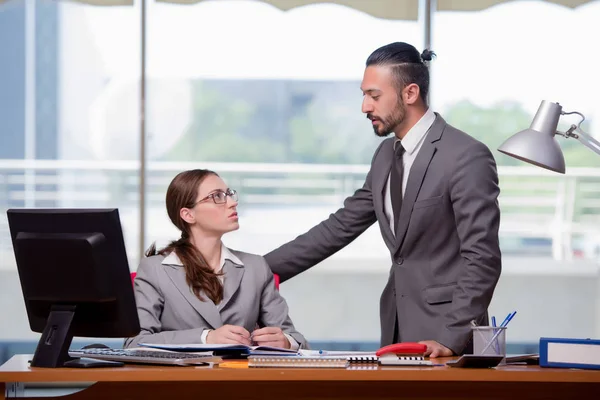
[
  {"left": 251, "top": 327, "right": 290, "bottom": 349},
  {"left": 206, "top": 325, "right": 251, "bottom": 345}
]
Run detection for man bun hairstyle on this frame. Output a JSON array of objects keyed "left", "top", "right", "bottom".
[{"left": 366, "top": 42, "right": 436, "bottom": 103}]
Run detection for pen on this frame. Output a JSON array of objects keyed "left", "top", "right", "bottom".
[
  {"left": 491, "top": 316, "right": 499, "bottom": 353},
  {"left": 499, "top": 311, "right": 516, "bottom": 328},
  {"left": 481, "top": 311, "right": 517, "bottom": 353}
]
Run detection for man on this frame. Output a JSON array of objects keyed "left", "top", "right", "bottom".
[{"left": 264, "top": 42, "right": 501, "bottom": 357}]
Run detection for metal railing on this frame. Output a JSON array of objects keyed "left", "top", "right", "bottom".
[{"left": 1, "top": 160, "right": 599, "bottom": 269}]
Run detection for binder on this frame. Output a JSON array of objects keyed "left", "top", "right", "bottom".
[
  {"left": 379, "top": 355, "right": 433, "bottom": 366},
  {"left": 248, "top": 355, "right": 379, "bottom": 368},
  {"left": 248, "top": 353, "right": 437, "bottom": 368},
  {"left": 249, "top": 356, "right": 348, "bottom": 368},
  {"left": 539, "top": 337, "right": 600, "bottom": 370}
]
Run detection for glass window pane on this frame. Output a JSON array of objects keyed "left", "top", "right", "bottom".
[
  {"left": 0, "top": 0, "right": 140, "bottom": 346},
  {"left": 433, "top": 1, "right": 600, "bottom": 351},
  {"left": 146, "top": 1, "right": 419, "bottom": 348}
]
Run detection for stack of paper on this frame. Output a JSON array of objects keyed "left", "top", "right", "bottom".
[{"left": 139, "top": 343, "right": 298, "bottom": 357}]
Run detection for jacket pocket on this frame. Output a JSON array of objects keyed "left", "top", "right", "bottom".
[
  {"left": 424, "top": 283, "right": 457, "bottom": 305},
  {"left": 413, "top": 195, "right": 443, "bottom": 210}
]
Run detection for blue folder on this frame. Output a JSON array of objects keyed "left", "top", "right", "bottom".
[{"left": 539, "top": 337, "right": 600, "bottom": 370}]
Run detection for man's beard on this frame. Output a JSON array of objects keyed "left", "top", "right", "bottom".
[{"left": 368, "top": 101, "right": 406, "bottom": 137}]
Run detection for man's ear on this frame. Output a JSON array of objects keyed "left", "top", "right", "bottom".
[
  {"left": 403, "top": 83, "right": 421, "bottom": 105},
  {"left": 180, "top": 207, "right": 195, "bottom": 224}
]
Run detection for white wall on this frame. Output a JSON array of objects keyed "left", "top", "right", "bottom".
[{"left": 1, "top": 257, "right": 598, "bottom": 344}]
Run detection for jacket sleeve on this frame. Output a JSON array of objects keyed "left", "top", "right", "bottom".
[
  {"left": 437, "top": 141, "right": 502, "bottom": 354},
  {"left": 124, "top": 257, "right": 206, "bottom": 348},
  {"left": 256, "top": 256, "right": 309, "bottom": 349},
  {"left": 264, "top": 142, "right": 385, "bottom": 282}
]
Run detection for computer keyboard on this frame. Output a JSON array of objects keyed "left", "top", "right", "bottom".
[{"left": 69, "top": 348, "right": 222, "bottom": 366}]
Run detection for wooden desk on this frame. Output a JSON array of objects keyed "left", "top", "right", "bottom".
[{"left": 1, "top": 355, "right": 599, "bottom": 400}]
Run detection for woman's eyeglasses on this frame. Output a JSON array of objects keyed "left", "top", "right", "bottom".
[{"left": 191, "top": 188, "right": 238, "bottom": 206}]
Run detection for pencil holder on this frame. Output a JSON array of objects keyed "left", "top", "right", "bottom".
[{"left": 472, "top": 326, "right": 507, "bottom": 364}]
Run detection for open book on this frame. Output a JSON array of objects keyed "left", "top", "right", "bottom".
[{"left": 139, "top": 343, "right": 298, "bottom": 356}]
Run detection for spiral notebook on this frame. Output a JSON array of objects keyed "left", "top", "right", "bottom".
[
  {"left": 248, "top": 355, "right": 379, "bottom": 368},
  {"left": 379, "top": 355, "right": 433, "bottom": 366}
]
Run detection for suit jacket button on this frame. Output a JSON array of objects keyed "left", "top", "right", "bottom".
[{"left": 396, "top": 257, "right": 404, "bottom": 265}]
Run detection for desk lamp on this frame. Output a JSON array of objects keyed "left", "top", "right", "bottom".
[{"left": 498, "top": 100, "right": 600, "bottom": 173}]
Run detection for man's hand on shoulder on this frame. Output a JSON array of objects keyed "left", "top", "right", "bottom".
[{"left": 418, "top": 340, "right": 453, "bottom": 358}]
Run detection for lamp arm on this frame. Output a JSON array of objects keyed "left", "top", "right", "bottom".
[
  {"left": 562, "top": 110, "right": 586, "bottom": 124},
  {"left": 561, "top": 125, "right": 600, "bottom": 157}
]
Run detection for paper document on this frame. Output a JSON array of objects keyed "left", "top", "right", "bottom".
[
  {"left": 129, "top": 347, "right": 214, "bottom": 356},
  {"left": 139, "top": 343, "right": 298, "bottom": 355}
]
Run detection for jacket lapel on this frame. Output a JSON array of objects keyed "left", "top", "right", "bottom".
[
  {"left": 393, "top": 114, "right": 445, "bottom": 254},
  {"left": 219, "top": 260, "right": 245, "bottom": 311},
  {"left": 373, "top": 140, "right": 396, "bottom": 247},
  {"left": 164, "top": 265, "right": 223, "bottom": 329}
]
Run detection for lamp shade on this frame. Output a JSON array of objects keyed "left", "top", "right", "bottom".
[{"left": 498, "top": 100, "right": 566, "bottom": 174}]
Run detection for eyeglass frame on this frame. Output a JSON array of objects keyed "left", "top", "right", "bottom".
[{"left": 190, "top": 188, "right": 238, "bottom": 206}]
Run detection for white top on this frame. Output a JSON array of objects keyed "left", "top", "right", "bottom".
[
  {"left": 161, "top": 242, "right": 243, "bottom": 284},
  {"left": 384, "top": 108, "right": 436, "bottom": 234}
]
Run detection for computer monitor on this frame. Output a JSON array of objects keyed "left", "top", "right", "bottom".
[{"left": 7, "top": 208, "right": 140, "bottom": 368}]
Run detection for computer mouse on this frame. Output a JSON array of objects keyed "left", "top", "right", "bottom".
[{"left": 81, "top": 343, "right": 110, "bottom": 350}]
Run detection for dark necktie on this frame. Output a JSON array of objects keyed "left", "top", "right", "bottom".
[{"left": 390, "top": 143, "right": 405, "bottom": 234}]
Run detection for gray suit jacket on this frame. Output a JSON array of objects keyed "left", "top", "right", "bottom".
[
  {"left": 124, "top": 248, "right": 307, "bottom": 349},
  {"left": 264, "top": 114, "right": 501, "bottom": 354}
]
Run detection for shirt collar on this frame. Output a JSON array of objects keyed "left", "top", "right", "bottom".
[
  {"left": 161, "top": 242, "right": 244, "bottom": 268},
  {"left": 394, "top": 107, "right": 436, "bottom": 155}
]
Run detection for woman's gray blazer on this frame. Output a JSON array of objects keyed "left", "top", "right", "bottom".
[{"left": 124, "top": 248, "right": 307, "bottom": 348}]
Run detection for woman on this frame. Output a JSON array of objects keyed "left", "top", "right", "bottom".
[{"left": 125, "top": 169, "right": 307, "bottom": 349}]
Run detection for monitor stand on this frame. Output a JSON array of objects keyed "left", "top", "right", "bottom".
[{"left": 31, "top": 305, "right": 123, "bottom": 368}]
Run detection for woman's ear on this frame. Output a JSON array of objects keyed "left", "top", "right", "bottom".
[{"left": 180, "top": 207, "right": 195, "bottom": 224}]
